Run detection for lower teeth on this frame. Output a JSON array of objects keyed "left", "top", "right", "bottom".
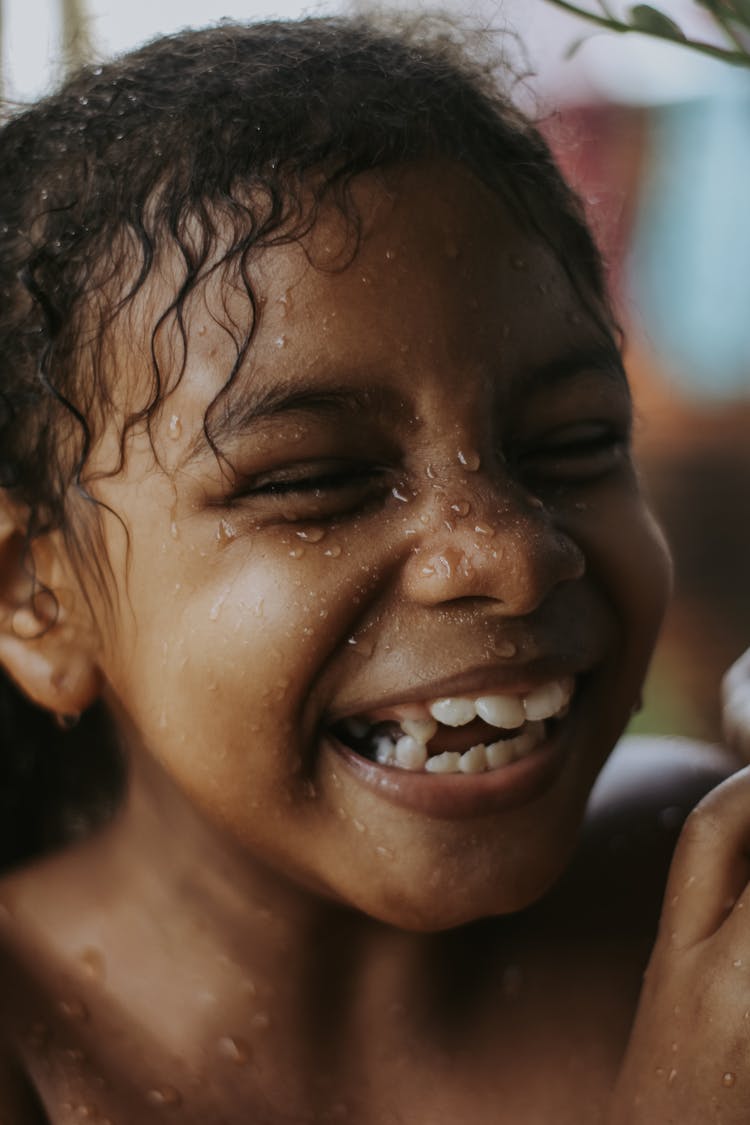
[{"left": 362, "top": 721, "right": 546, "bottom": 774}]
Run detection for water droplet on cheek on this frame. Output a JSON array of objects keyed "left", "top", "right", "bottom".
[
  {"left": 146, "top": 1085, "right": 182, "bottom": 1108},
  {"left": 216, "top": 518, "right": 237, "bottom": 546},
  {"left": 168, "top": 414, "right": 182, "bottom": 439},
  {"left": 457, "top": 450, "right": 480, "bottom": 472},
  {"left": 217, "top": 1036, "right": 252, "bottom": 1065},
  {"left": 59, "top": 999, "right": 89, "bottom": 1022}
]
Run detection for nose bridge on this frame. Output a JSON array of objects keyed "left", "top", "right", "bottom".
[{"left": 401, "top": 468, "right": 585, "bottom": 614}]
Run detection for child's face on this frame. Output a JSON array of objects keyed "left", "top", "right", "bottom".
[{"left": 86, "top": 163, "right": 670, "bottom": 929}]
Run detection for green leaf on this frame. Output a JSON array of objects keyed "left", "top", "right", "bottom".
[
  {"left": 728, "top": 0, "right": 750, "bottom": 27},
  {"left": 629, "top": 4, "right": 688, "bottom": 39}
]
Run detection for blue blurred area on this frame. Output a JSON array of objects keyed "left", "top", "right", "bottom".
[{"left": 630, "top": 75, "right": 750, "bottom": 398}]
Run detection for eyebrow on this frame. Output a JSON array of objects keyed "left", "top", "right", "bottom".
[
  {"left": 182, "top": 379, "right": 406, "bottom": 465},
  {"left": 519, "top": 344, "right": 629, "bottom": 397}
]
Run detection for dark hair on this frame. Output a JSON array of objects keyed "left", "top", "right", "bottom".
[{"left": 0, "top": 13, "right": 612, "bottom": 867}]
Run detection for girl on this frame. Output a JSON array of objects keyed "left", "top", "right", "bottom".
[{"left": 0, "top": 14, "right": 742, "bottom": 1123}]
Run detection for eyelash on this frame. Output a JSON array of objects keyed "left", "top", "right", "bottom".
[
  {"left": 513, "top": 422, "right": 630, "bottom": 483},
  {"left": 226, "top": 462, "right": 391, "bottom": 520}
]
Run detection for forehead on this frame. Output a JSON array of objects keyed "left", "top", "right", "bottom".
[{"left": 104, "top": 162, "right": 614, "bottom": 465}]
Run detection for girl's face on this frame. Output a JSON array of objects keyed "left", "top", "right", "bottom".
[{"left": 87, "top": 163, "right": 670, "bottom": 929}]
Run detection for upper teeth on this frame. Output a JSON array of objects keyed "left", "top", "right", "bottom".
[{"left": 427, "top": 678, "right": 573, "bottom": 728}]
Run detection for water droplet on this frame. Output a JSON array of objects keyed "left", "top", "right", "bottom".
[
  {"left": 392, "top": 487, "right": 409, "bottom": 503},
  {"left": 79, "top": 947, "right": 105, "bottom": 981},
  {"left": 289, "top": 546, "right": 305, "bottom": 559},
  {"left": 375, "top": 845, "right": 394, "bottom": 860},
  {"left": 168, "top": 414, "right": 182, "bottom": 439},
  {"left": 473, "top": 524, "right": 493, "bottom": 536},
  {"left": 450, "top": 500, "right": 471, "bottom": 517},
  {"left": 296, "top": 527, "right": 325, "bottom": 542},
  {"left": 420, "top": 564, "right": 436, "bottom": 577},
  {"left": 435, "top": 555, "right": 453, "bottom": 578},
  {"left": 216, "top": 518, "right": 237, "bottom": 546},
  {"left": 217, "top": 1035, "right": 251, "bottom": 1064},
  {"left": 92, "top": 65, "right": 103, "bottom": 75},
  {"left": 494, "top": 640, "right": 518, "bottom": 658},
  {"left": 510, "top": 254, "right": 526, "bottom": 271},
  {"left": 209, "top": 590, "right": 229, "bottom": 621},
  {"left": 457, "top": 450, "right": 480, "bottom": 471},
  {"left": 723, "top": 1071, "right": 736, "bottom": 1087},
  {"left": 324, "top": 544, "right": 342, "bottom": 558},
  {"left": 274, "top": 335, "right": 286, "bottom": 349},
  {"left": 667, "top": 1068, "right": 678, "bottom": 1086},
  {"left": 251, "top": 1011, "right": 271, "bottom": 1030},
  {"left": 146, "top": 1086, "right": 182, "bottom": 1108},
  {"left": 734, "top": 958, "right": 744, "bottom": 968},
  {"left": 347, "top": 635, "right": 374, "bottom": 657},
  {"left": 78, "top": 95, "right": 89, "bottom": 107},
  {"left": 59, "top": 999, "right": 89, "bottom": 1022},
  {"left": 385, "top": 248, "right": 396, "bottom": 261},
  {"left": 197, "top": 323, "right": 207, "bottom": 337},
  {"left": 170, "top": 520, "right": 179, "bottom": 540},
  {"left": 352, "top": 819, "right": 366, "bottom": 834}
]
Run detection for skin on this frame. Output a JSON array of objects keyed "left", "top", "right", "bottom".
[{"left": 0, "top": 161, "right": 733, "bottom": 1123}]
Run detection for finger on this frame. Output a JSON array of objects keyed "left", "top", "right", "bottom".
[
  {"left": 657, "top": 766, "right": 750, "bottom": 949},
  {"left": 723, "top": 648, "right": 750, "bottom": 760}
]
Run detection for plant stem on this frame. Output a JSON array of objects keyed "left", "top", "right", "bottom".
[{"left": 544, "top": 0, "right": 750, "bottom": 65}]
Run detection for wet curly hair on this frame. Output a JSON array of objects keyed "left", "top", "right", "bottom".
[{"left": 0, "top": 13, "right": 612, "bottom": 867}]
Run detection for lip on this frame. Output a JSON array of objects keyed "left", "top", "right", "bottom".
[
  {"left": 328, "top": 656, "right": 589, "bottom": 724},
  {"left": 325, "top": 720, "right": 568, "bottom": 819}
]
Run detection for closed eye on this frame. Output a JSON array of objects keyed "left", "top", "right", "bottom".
[
  {"left": 514, "top": 423, "right": 630, "bottom": 484},
  {"left": 224, "top": 460, "right": 392, "bottom": 521}
]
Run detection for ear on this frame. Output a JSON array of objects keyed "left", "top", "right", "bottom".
[{"left": 0, "top": 497, "right": 102, "bottom": 721}]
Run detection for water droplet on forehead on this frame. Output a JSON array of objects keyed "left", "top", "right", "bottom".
[
  {"left": 457, "top": 450, "right": 480, "bottom": 471},
  {"left": 168, "top": 414, "right": 181, "bottom": 440}
]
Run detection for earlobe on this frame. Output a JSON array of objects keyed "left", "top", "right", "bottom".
[{"left": 0, "top": 500, "right": 102, "bottom": 721}]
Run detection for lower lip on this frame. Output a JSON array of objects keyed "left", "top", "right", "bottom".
[{"left": 327, "top": 728, "right": 566, "bottom": 820}]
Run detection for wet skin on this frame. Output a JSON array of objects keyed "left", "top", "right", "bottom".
[
  {"left": 85, "top": 162, "right": 670, "bottom": 928},
  {"left": 0, "top": 161, "right": 686, "bottom": 1123}
]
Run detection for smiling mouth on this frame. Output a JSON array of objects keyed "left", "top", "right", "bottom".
[{"left": 331, "top": 678, "right": 574, "bottom": 776}]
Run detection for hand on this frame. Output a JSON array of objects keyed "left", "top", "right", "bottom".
[
  {"left": 608, "top": 768, "right": 750, "bottom": 1124},
  {"left": 723, "top": 649, "right": 750, "bottom": 760}
]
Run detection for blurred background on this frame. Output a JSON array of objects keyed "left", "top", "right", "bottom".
[{"left": 2, "top": 0, "right": 749, "bottom": 744}]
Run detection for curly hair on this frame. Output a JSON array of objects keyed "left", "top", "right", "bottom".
[{"left": 0, "top": 13, "right": 612, "bottom": 867}]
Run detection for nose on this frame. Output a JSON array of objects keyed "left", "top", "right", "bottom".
[{"left": 400, "top": 480, "right": 585, "bottom": 616}]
